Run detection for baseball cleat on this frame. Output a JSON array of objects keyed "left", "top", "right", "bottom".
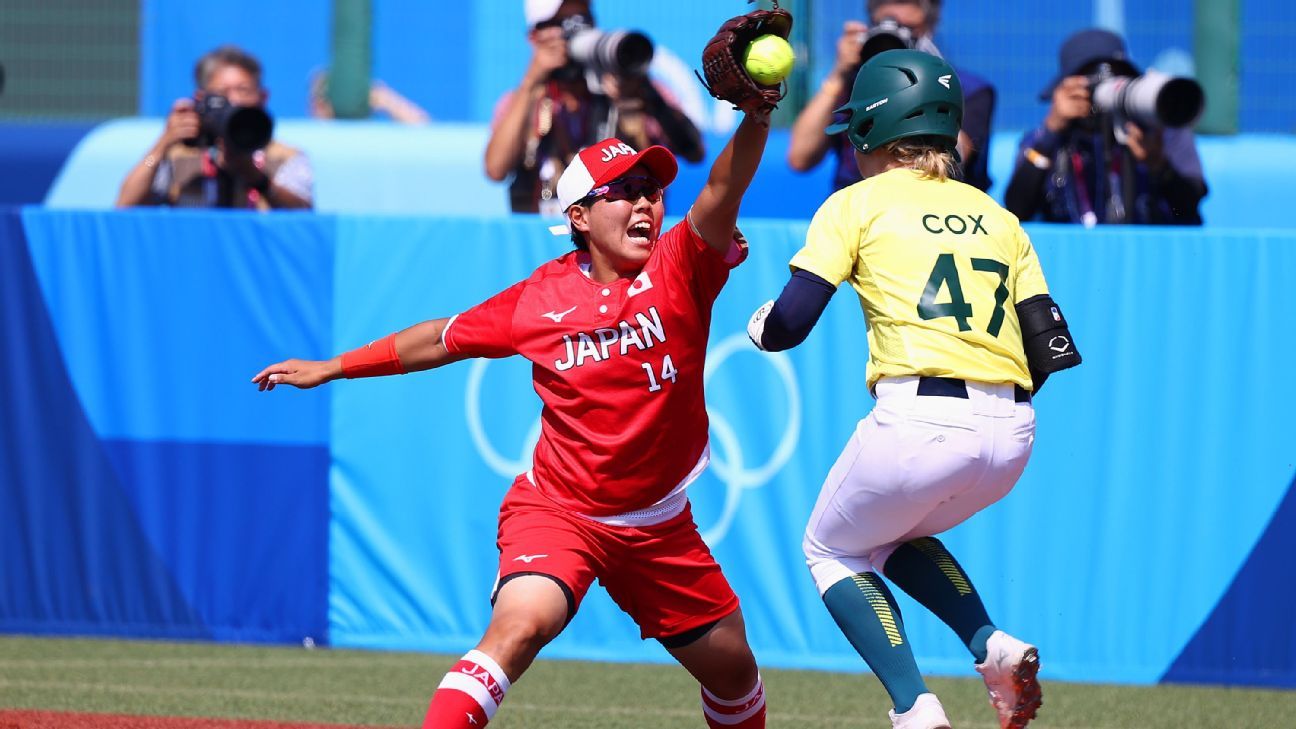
[
  {"left": 975, "top": 630, "right": 1042, "bottom": 729},
  {"left": 888, "top": 693, "right": 952, "bottom": 729}
]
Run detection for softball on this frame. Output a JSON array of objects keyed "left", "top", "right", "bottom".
[{"left": 742, "top": 34, "right": 795, "bottom": 86}]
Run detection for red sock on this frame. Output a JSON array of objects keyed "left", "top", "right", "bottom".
[
  {"left": 422, "top": 650, "right": 512, "bottom": 729},
  {"left": 701, "top": 675, "right": 766, "bottom": 728}
]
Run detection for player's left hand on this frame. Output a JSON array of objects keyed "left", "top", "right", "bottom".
[{"left": 252, "top": 358, "right": 340, "bottom": 391}]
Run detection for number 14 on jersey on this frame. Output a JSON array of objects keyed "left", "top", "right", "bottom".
[{"left": 641, "top": 355, "right": 678, "bottom": 392}]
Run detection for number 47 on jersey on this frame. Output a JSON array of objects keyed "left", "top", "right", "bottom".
[{"left": 918, "top": 253, "right": 1011, "bottom": 337}]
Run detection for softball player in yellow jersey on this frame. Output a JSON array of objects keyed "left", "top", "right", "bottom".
[{"left": 748, "top": 50, "right": 1080, "bottom": 729}]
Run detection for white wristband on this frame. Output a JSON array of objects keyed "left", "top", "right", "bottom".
[{"left": 747, "top": 300, "right": 775, "bottom": 352}]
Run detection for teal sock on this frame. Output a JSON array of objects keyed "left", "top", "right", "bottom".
[
  {"left": 969, "top": 624, "right": 998, "bottom": 665},
  {"left": 882, "top": 537, "right": 995, "bottom": 663},
  {"left": 822, "top": 572, "right": 928, "bottom": 713}
]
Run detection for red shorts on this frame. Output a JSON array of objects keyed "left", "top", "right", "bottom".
[{"left": 494, "top": 474, "right": 739, "bottom": 640}]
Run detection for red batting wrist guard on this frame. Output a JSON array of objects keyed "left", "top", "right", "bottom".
[{"left": 340, "top": 333, "right": 406, "bottom": 378}]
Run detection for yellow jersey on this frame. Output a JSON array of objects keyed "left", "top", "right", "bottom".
[{"left": 790, "top": 168, "right": 1049, "bottom": 390}]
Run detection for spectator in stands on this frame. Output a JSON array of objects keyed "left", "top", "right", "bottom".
[
  {"left": 788, "top": 0, "right": 995, "bottom": 193},
  {"left": 1004, "top": 28, "right": 1207, "bottom": 225},
  {"left": 484, "top": 0, "right": 704, "bottom": 214},
  {"left": 308, "top": 69, "right": 431, "bottom": 125},
  {"left": 117, "top": 45, "right": 312, "bottom": 210}
]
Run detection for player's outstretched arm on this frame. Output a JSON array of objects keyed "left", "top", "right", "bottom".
[
  {"left": 689, "top": 5, "right": 791, "bottom": 252},
  {"left": 690, "top": 113, "right": 770, "bottom": 253},
  {"left": 252, "top": 317, "right": 466, "bottom": 392}
]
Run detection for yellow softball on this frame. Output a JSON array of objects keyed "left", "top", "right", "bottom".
[{"left": 742, "top": 34, "right": 795, "bottom": 86}]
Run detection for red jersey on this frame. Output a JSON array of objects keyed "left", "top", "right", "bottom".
[{"left": 443, "top": 220, "right": 744, "bottom": 516}]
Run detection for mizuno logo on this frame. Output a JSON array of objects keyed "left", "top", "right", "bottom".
[
  {"left": 542, "top": 306, "right": 577, "bottom": 323},
  {"left": 514, "top": 554, "right": 548, "bottom": 563},
  {"left": 938, "top": 74, "right": 952, "bottom": 89}
]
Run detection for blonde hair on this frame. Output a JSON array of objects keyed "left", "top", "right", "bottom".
[{"left": 883, "top": 136, "right": 960, "bottom": 182}]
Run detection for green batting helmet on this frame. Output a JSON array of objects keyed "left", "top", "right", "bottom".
[{"left": 826, "top": 48, "right": 963, "bottom": 156}]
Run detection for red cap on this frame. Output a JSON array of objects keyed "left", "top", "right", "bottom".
[{"left": 555, "top": 138, "right": 678, "bottom": 214}]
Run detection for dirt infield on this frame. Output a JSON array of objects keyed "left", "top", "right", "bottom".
[{"left": 0, "top": 711, "right": 402, "bottom": 729}]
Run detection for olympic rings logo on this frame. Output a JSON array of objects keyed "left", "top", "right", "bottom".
[{"left": 463, "top": 331, "right": 802, "bottom": 545}]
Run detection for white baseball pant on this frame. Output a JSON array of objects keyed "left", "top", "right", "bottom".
[{"left": 803, "top": 375, "right": 1036, "bottom": 594}]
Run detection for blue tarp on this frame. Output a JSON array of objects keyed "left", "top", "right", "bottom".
[{"left": 2, "top": 208, "right": 1294, "bottom": 687}]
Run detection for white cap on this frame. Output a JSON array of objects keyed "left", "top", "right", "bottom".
[{"left": 525, "top": 0, "right": 565, "bottom": 29}]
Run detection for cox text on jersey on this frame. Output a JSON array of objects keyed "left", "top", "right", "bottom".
[{"left": 922, "top": 213, "right": 988, "bottom": 235}]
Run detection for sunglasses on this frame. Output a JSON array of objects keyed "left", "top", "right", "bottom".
[{"left": 581, "top": 176, "right": 663, "bottom": 205}]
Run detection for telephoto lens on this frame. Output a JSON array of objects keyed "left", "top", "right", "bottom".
[
  {"left": 859, "top": 17, "right": 915, "bottom": 63},
  {"left": 568, "top": 27, "right": 654, "bottom": 76},
  {"left": 1092, "top": 70, "right": 1205, "bottom": 128},
  {"left": 219, "top": 104, "right": 274, "bottom": 151},
  {"left": 185, "top": 94, "right": 274, "bottom": 151}
]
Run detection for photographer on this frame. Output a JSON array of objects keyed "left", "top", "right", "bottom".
[
  {"left": 117, "top": 45, "right": 312, "bottom": 210},
  {"left": 788, "top": 0, "right": 995, "bottom": 192},
  {"left": 1004, "top": 28, "right": 1207, "bottom": 225},
  {"left": 484, "top": 0, "right": 704, "bottom": 214}
]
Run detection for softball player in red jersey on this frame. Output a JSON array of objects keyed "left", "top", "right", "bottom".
[
  {"left": 748, "top": 50, "right": 1078, "bottom": 729},
  {"left": 253, "top": 119, "right": 772, "bottom": 729}
]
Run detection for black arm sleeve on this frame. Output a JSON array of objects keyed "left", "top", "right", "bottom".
[
  {"left": 1016, "top": 294, "right": 1081, "bottom": 375},
  {"left": 760, "top": 270, "right": 837, "bottom": 351}
]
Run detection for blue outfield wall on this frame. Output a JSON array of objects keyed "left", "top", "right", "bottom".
[{"left": 2, "top": 208, "right": 1295, "bottom": 687}]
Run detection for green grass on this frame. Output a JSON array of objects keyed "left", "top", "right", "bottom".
[{"left": 1, "top": 636, "right": 1293, "bottom": 728}]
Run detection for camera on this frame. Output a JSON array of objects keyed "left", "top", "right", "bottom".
[
  {"left": 561, "top": 15, "right": 654, "bottom": 77},
  {"left": 183, "top": 93, "right": 274, "bottom": 151},
  {"left": 858, "top": 16, "right": 916, "bottom": 63},
  {"left": 1089, "top": 64, "right": 1205, "bottom": 128}
]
